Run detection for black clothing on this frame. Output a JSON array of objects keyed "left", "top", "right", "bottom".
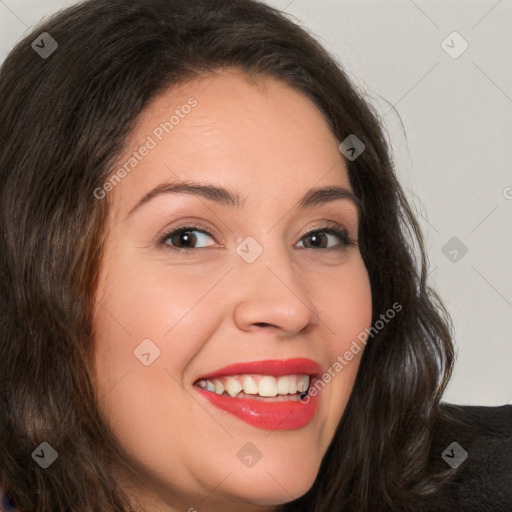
[{"left": 418, "top": 403, "right": 512, "bottom": 512}]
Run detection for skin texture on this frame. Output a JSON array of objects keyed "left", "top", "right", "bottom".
[{"left": 91, "top": 69, "right": 373, "bottom": 512}]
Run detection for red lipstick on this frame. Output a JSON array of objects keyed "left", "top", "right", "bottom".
[{"left": 194, "top": 358, "right": 322, "bottom": 430}]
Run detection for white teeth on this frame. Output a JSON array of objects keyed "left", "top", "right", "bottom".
[
  {"left": 225, "top": 377, "right": 243, "bottom": 397},
  {"left": 288, "top": 376, "right": 298, "bottom": 394},
  {"left": 213, "top": 379, "right": 224, "bottom": 395},
  {"left": 258, "top": 376, "right": 278, "bottom": 397},
  {"left": 242, "top": 375, "right": 259, "bottom": 395},
  {"left": 197, "top": 374, "right": 310, "bottom": 398},
  {"left": 276, "top": 376, "right": 290, "bottom": 395},
  {"left": 297, "top": 375, "right": 309, "bottom": 392}
]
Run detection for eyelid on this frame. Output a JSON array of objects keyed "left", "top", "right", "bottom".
[
  {"left": 157, "top": 219, "right": 357, "bottom": 253},
  {"left": 298, "top": 223, "right": 358, "bottom": 249},
  {"left": 155, "top": 221, "right": 219, "bottom": 249}
]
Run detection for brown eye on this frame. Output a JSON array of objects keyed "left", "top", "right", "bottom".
[
  {"left": 298, "top": 227, "right": 354, "bottom": 250},
  {"left": 162, "top": 227, "right": 216, "bottom": 252}
]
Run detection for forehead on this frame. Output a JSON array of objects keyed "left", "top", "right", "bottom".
[{"left": 108, "top": 69, "right": 352, "bottom": 216}]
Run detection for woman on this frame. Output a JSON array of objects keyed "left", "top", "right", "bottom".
[{"left": 0, "top": 0, "right": 510, "bottom": 511}]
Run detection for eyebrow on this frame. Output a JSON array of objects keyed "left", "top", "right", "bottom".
[{"left": 126, "top": 179, "right": 361, "bottom": 218}]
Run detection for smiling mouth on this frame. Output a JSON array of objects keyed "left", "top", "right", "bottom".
[
  {"left": 193, "top": 359, "right": 322, "bottom": 430},
  {"left": 194, "top": 373, "right": 312, "bottom": 402}
]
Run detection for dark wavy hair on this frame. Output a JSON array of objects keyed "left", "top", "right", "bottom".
[{"left": 0, "top": 0, "right": 456, "bottom": 510}]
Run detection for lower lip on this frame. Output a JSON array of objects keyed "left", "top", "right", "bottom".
[{"left": 195, "top": 383, "right": 319, "bottom": 430}]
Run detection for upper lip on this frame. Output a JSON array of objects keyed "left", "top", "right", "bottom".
[{"left": 194, "top": 358, "right": 323, "bottom": 382}]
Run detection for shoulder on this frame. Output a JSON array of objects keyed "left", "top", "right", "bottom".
[{"left": 418, "top": 403, "right": 512, "bottom": 512}]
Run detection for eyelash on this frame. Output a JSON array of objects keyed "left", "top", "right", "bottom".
[{"left": 157, "top": 223, "right": 358, "bottom": 255}]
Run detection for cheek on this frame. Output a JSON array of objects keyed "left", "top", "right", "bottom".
[
  {"left": 310, "top": 256, "right": 372, "bottom": 432},
  {"left": 318, "top": 256, "right": 373, "bottom": 348},
  {"left": 90, "top": 256, "right": 224, "bottom": 432},
  {"left": 91, "top": 267, "right": 199, "bottom": 474},
  {"left": 92, "top": 254, "right": 217, "bottom": 364}
]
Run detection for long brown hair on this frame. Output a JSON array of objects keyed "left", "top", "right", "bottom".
[{"left": 0, "top": 1, "right": 455, "bottom": 510}]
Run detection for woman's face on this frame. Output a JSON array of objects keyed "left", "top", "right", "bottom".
[{"left": 92, "top": 69, "right": 372, "bottom": 511}]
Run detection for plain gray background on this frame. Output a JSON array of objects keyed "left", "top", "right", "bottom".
[{"left": 1, "top": 0, "right": 511, "bottom": 406}]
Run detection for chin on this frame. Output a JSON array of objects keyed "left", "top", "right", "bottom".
[{"left": 225, "top": 462, "right": 319, "bottom": 507}]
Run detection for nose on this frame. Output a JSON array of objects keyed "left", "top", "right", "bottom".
[{"left": 231, "top": 245, "right": 318, "bottom": 335}]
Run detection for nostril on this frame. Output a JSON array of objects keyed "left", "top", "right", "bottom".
[{"left": 254, "top": 322, "right": 274, "bottom": 328}]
